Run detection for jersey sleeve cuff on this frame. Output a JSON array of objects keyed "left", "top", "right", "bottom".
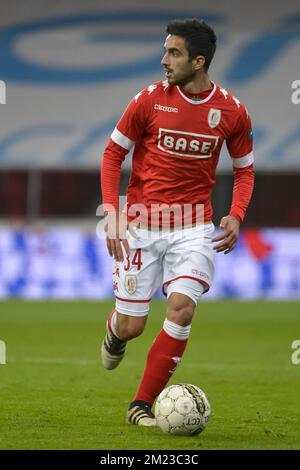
[{"left": 229, "top": 208, "right": 244, "bottom": 224}]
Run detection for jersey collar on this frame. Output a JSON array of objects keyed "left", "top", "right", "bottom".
[{"left": 176, "top": 81, "right": 217, "bottom": 105}]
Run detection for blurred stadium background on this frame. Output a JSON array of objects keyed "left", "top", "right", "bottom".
[{"left": 0, "top": 0, "right": 299, "bottom": 301}]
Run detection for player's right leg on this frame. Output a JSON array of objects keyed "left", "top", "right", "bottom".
[
  {"left": 101, "top": 310, "right": 147, "bottom": 370},
  {"left": 101, "top": 227, "right": 163, "bottom": 371},
  {"left": 101, "top": 227, "right": 164, "bottom": 426}
]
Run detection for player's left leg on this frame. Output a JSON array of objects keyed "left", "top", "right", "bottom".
[
  {"left": 128, "top": 223, "right": 215, "bottom": 419},
  {"left": 129, "top": 287, "right": 201, "bottom": 411}
]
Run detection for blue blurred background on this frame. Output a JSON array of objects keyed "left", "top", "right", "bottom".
[{"left": 0, "top": 0, "right": 299, "bottom": 299}]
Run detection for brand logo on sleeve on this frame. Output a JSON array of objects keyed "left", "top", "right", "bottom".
[{"left": 158, "top": 128, "right": 219, "bottom": 158}]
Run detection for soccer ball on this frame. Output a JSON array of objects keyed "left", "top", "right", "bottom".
[{"left": 154, "top": 384, "right": 211, "bottom": 436}]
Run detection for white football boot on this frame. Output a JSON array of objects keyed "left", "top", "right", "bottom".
[{"left": 126, "top": 401, "right": 157, "bottom": 426}]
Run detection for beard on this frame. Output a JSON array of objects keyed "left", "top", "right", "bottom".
[{"left": 169, "top": 68, "right": 196, "bottom": 86}]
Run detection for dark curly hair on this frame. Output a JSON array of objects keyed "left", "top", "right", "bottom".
[{"left": 166, "top": 19, "right": 217, "bottom": 71}]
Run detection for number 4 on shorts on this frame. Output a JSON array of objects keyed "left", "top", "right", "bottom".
[{"left": 132, "top": 248, "right": 143, "bottom": 270}]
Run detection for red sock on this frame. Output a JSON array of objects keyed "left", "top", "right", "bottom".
[{"left": 134, "top": 329, "right": 188, "bottom": 404}]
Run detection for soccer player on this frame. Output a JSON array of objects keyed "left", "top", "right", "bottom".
[{"left": 100, "top": 19, "right": 254, "bottom": 426}]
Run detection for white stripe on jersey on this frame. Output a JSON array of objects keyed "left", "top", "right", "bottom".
[
  {"left": 232, "top": 151, "right": 254, "bottom": 168},
  {"left": 111, "top": 127, "right": 135, "bottom": 150}
]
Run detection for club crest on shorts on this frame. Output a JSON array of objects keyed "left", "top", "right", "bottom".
[
  {"left": 124, "top": 275, "right": 137, "bottom": 294},
  {"left": 208, "top": 108, "right": 221, "bottom": 128}
]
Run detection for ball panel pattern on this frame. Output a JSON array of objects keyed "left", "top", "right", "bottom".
[{"left": 155, "top": 383, "right": 211, "bottom": 436}]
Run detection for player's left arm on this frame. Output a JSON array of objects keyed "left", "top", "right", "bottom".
[{"left": 213, "top": 104, "right": 255, "bottom": 254}]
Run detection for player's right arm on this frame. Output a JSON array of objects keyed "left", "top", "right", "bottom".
[{"left": 101, "top": 89, "right": 149, "bottom": 261}]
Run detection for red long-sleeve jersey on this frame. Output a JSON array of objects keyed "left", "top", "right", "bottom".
[{"left": 101, "top": 80, "right": 254, "bottom": 225}]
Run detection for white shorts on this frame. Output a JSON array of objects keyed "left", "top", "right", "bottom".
[{"left": 112, "top": 223, "right": 215, "bottom": 316}]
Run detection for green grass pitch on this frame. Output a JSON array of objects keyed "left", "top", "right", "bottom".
[{"left": 0, "top": 300, "right": 299, "bottom": 450}]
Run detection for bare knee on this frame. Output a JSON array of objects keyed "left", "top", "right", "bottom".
[
  {"left": 116, "top": 313, "right": 147, "bottom": 341},
  {"left": 167, "top": 293, "right": 196, "bottom": 326}
]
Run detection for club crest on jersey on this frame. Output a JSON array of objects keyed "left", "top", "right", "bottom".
[
  {"left": 124, "top": 275, "right": 137, "bottom": 294},
  {"left": 208, "top": 108, "right": 221, "bottom": 128},
  {"left": 158, "top": 128, "right": 219, "bottom": 158}
]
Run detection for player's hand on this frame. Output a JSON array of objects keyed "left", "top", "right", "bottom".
[
  {"left": 104, "top": 212, "right": 130, "bottom": 262},
  {"left": 212, "top": 215, "right": 240, "bottom": 254}
]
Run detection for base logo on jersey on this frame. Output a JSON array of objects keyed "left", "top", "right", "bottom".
[
  {"left": 158, "top": 128, "right": 219, "bottom": 158},
  {"left": 124, "top": 275, "right": 137, "bottom": 294},
  {"left": 208, "top": 108, "right": 221, "bottom": 128}
]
